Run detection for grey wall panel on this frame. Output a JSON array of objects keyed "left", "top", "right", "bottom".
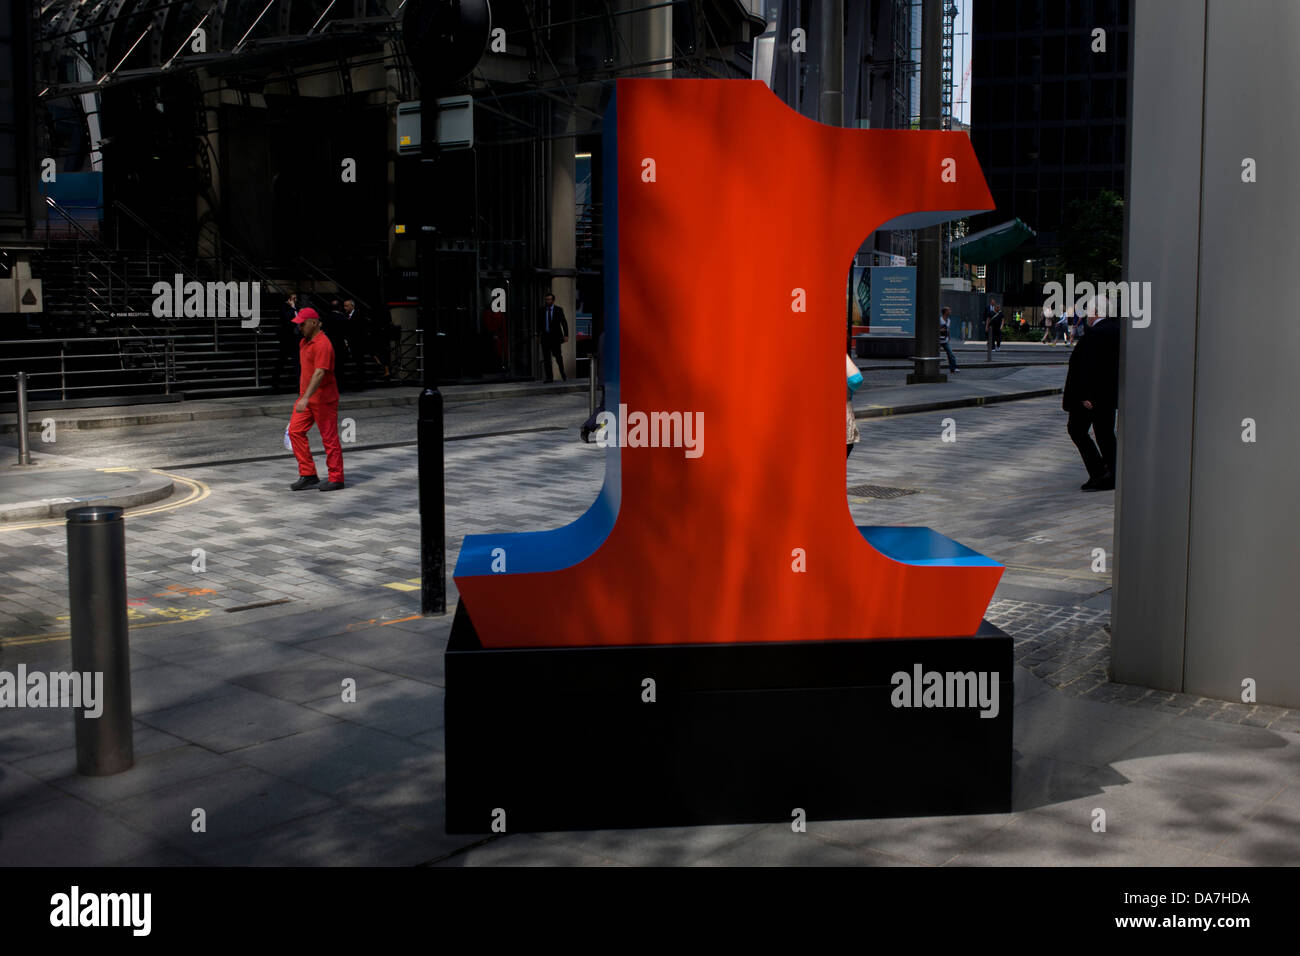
[
  {"left": 1183, "top": 0, "right": 1300, "bottom": 707},
  {"left": 1112, "top": 0, "right": 1205, "bottom": 692}
]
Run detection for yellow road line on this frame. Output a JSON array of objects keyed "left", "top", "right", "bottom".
[
  {"left": 0, "top": 471, "right": 210, "bottom": 532},
  {"left": 0, "top": 608, "right": 215, "bottom": 649},
  {"left": 383, "top": 577, "right": 421, "bottom": 592}
]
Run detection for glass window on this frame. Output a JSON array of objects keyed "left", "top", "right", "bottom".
[
  {"left": 1019, "top": 0, "right": 1044, "bottom": 31},
  {"left": 1017, "top": 83, "right": 1039, "bottom": 121},
  {"left": 1093, "top": 78, "right": 1114, "bottom": 118},
  {"left": 993, "top": 84, "right": 1015, "bottom": 121},
  {"left": 1064, "top": 126, "right": 1087, "bottom": 161},
  {"left": 1018, "top": 128, "right": 1041, "bottom": 164},
  {"left": 1065, "top": 79, "right": 1086, "bottom": 121},
  {"left": 1041, "top": 81, "right": 1065, "bottom": 120},
  {"left": 1041, "top": 128, "right": 1064, "bottom": 165},
  {"left": 992, "top": 129, "right": 1014, "bottom": 167},
  {"left": 1017, "top": 37, "right": 1044, "bottom": 78},
  {"left": 1090, "top": 128, "right": 1115, "bottom": 165},
  {"left": 1043, "top": 35, "right": 1065, "bottom": 75}
]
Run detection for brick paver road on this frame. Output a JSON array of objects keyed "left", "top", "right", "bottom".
[{"left": 1, "top": 394, "right": 1106, "bottom": 648}]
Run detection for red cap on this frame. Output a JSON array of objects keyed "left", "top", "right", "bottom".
[{"left": 292, "top": 307, "right": 319, "bottom": 324}]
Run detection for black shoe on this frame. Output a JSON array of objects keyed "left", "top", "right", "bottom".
[
  {"left": 1082, "top": 473, "right": 1114, "bottom": 492},
  {"left": 319, "top": 480, "right": 346, "bottom": 492},
  {"left": 290, "top": 475, "right": 320, "bottom": 491},
  {"left": 580, "top": 426, "right": 591, "bottom": 443}
]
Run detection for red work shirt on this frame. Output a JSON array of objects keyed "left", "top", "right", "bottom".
[{"left": 299, "top": 331, "right": 339, "bottom": 404}]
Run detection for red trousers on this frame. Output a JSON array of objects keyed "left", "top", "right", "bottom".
[{"left": 290, "top": 400, "right": 344, "bottom": 483}]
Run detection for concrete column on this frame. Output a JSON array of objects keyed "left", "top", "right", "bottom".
[{"left": 619, "top": 0, "right": 672, "bottom": 75}]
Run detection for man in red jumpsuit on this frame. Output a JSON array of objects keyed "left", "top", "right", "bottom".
[{"left": 288, "top": 307, "right": 345, "bottom": 491}]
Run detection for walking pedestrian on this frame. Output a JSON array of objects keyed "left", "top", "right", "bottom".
[
  {"left": 538, "top": 292, "right": 569, "bottom": 382},
  {"left": 846, "top": 353, "right": 863, "bottom": 457},
  {"left": 287, "top": 308, "right": 346, "bottom": 492},
  {"left": 1063, "top": 304, "right": 1119, "bottom": 491},
  {"left": 273, "top": 292, "right": 300, "bottom": 391},
  {"left": 939, "top": 306, "right": 960, "bottom": 373},
  {"left": 986, "top": 299, "right": 1004, "bottom": 352},
  {"left": 1053, "top": 309, "right": 1070, "bottom": 345},
  {"left": 341, "top": 299, "right": 368, "bottom": 388}
]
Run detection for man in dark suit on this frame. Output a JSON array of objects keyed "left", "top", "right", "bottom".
[
  {"left": 1063, "top": 303, "right": 1120, "bottom": 491},
  {"left": 986, "top": 298, "right": 1004, "bottom": 352},
  {"left": 273, "top": 292, "right": 300, "bottom": 391},
  {"left": 538, "top": 292, "right": 569, "bottom": 382}
]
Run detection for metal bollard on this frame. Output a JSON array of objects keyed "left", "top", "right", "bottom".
[
  {"left": 15, "top": 371, "right": 32, "bottom": 465},
  {"left": 588, "top": 351, "right": 597, "bottom": 416},
  {"left": 66, "top": 506, "right": 134, "bottom": 776}
]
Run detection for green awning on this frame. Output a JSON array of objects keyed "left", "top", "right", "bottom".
[{"left": 950, "top": 218, "right": 1037, "bottom": 265}]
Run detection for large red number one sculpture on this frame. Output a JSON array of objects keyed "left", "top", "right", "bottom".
[{"left": 454, "top": 78, "right": 1002, "bottom": 648}]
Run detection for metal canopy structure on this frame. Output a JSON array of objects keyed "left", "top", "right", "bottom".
[{"left": 949, "top": 217, "right": 1035, "bottom": 265}]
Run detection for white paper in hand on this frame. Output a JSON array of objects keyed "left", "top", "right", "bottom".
[{"left": 284, "top": 423, "right": 293, "bottom": 451}]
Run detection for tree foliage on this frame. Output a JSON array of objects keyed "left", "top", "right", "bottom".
[{"left": 1058, "top": 189, "right": 1124, "bottom": 281}]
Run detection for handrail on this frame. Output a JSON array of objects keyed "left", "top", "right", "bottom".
[
  {"left": 43, "top": 196, "right": 102, "bottom": 246},
  {"left": 109, "top": 200, "right": 191, "bottom": 277},
  {"left": 0, "top": 335, "right": 217, "bottom": 346},
  {"left": 42, "top": 196, "right": 144, "bottom": 312},
  {"left": 296, "top": 255, "right": 371, "bottom": 311},
  {"left": 199, "top": 230, "right": 288, "bottom": 299},
  {"left": 116, "top": 198, "right": 283, "bottom": 308}
]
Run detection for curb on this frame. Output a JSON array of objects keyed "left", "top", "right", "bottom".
[
  {"left": 0, "top": 381, "right": 588, "bottom": 434},
  {"left": 854, "top": 387, "right": 1063, "bottom": 420},
  {"left": 0, "top": 469, "right": 174, "bottom": 522}
]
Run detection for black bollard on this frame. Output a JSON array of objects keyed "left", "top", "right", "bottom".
[
  {"left": 66, "top": 505, "right": 133, "bottom": 775},
  {"left": 418, "top": 385, "right": 446, "bottom": 615},
  {"left": 15, "top": 371, "right": 32, "bottom": 465}
]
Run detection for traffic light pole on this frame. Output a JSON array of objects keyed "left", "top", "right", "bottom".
[
  {"left": 418, "top": 105, "right": 446, "bottom": 616},
  {"left": 909, "top": 0, "right": 945, "bottom": 385}
]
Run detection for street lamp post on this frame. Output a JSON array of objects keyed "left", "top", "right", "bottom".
[{"left": 403, "top": 0, "right": 492, "bottom": 615}]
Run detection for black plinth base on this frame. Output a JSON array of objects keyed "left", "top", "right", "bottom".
[
  {"left": 854, "top": 335, "right": 915, "bottom": 358},
  {"left": 445, "top": 604, "right": 1013, "bottom": 834}
]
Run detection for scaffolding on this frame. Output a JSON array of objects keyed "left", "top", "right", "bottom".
[{"left": 941, "top": 0, "right": 956, "bottom": 130}]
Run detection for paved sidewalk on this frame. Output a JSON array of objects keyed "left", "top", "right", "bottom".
[
  {"left": 0, "top": 457, "right": 175, "bottom": 522},
  {"left": 0, "top": 366, "right": 1065, "bottom": 518},
  {"left": 3, "top": 389, "right": 1297, "bottom": 866},
  {"left": 3, "top": 589, "right": 1297, "bottom": 866}
]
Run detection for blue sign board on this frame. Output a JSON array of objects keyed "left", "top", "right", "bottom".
[{"left": 866, "top": 266, "right": 916, "bottom": 336}]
